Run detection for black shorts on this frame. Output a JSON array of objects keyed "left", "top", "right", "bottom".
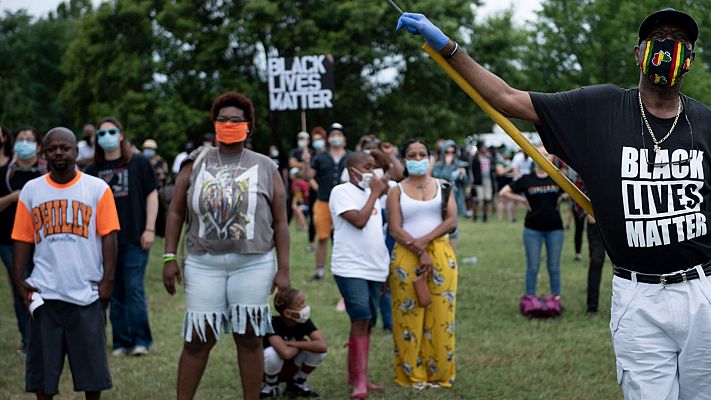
[{"left": 26, "top": 299, "right": 112, "bottom": 394}]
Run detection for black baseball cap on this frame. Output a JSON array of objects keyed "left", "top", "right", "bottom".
[{"left": 638, "top": 8, "right": 698, "bottom": 45}]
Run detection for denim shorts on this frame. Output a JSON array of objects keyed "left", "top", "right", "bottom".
[
  {"left": 183, "top": 251, "right": 276, "bottom": 342},
  {"left": 333, "top": 275, "right": 383, "bottom": 326}
]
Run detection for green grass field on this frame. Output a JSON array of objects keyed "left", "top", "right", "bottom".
[{"left": 0, "top": 210, "right": 621, "bottom": 399}]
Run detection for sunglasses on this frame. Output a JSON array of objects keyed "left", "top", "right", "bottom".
[
  {"left": 97, "top": 128, "right": 120, "bottom": 137},
  {"left": 215, "top": 116, "right": 248, "bottom": 123}
]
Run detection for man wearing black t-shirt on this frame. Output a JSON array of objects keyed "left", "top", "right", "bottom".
[{"left": 399, "top": 7, "right": 711, "bottom": 398}]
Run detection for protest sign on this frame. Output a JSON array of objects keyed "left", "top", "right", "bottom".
[{"left": 268, "top": 54, "right": 335, "bottom": 111}]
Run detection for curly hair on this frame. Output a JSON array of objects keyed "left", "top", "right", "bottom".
[
  {"left": 210, "top": 92, "right": 256, "bottom": 134},
  {"left": 274, "top": 288, "right": 302, "bottom": 315}
]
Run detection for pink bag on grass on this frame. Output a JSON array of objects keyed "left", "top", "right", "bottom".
[{"left": 520, "top": 294, "right": 562, "bottom": 318}]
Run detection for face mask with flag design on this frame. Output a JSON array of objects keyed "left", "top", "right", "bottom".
[{"left": 640, "top": 39, "right": 692, "bottom": 87}]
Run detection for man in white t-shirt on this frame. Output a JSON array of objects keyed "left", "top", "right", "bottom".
[
  {"left": 12, "top": 127, "right": 120, "bottom": 399},
  {"left": 329, "top": 152, "right": 389, "bottom": 399}
]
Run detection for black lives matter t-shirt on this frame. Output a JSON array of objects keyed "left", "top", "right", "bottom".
[
  {"left": 86, "top": 154, "right": 158, "bottom": 247},
  {"left": 530, "top": 84, "right": 711, "bottom": 274},
  {"left": 509, "top": 174, "right": 563, "bottom": 231},
  {"left": 263, "top": 315, "right": 318, "bottom": 349}
]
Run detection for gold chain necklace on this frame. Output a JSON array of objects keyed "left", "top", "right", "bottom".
[{"left": 638, "top": 91, "right": 681, "bottom": 154}]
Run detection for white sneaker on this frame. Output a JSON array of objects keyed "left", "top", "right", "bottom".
[
  {"left": 130, "top": 345, "right": 149, "bottom": 356},
  {"left": 112, "top": 348, "right": 129, "bottom": 357}
]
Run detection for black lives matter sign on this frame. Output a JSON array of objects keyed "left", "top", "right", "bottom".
[{"left": 268, "top": 55, "right": 334, "bottom": 111}]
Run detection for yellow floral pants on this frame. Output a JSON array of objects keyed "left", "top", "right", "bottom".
[{"left": 389, "top": 237, "right": 457, "bottom": 387}]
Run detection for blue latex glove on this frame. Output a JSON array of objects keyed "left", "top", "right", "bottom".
[{"left": 396, "top": 12, "right": 449, "bottom": 52}]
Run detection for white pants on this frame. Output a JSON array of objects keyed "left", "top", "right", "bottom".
[
  {"left": 263, "top": 346, "right": 326, "bottom": 375},
  {"left": 610, "top": 265, "right": 711, "bottom": 400}
]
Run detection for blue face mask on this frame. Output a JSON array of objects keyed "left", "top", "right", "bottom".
[
  {"left": 98, "top": 131, "right": 120, "bottom": 151},
  {"left": 329, "top": 138, "right": 345, "bottom": 147},
  {"left": 13, "top": 140, "right": 37, "bottom": 160},
  {"left": 312, "top": 139, "right": 325, "bottom": 150},
  {"left": 143, "top": 149, "right": 156, "bottom": 158},
  {"left": 406, "top": 159, "right": 429, "bottom": 176}
]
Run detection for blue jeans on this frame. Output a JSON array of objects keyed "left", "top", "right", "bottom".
[
  {"left": 0, "top": 244, "right": 31, "bottom": 350},
  {"left": 333, "top": 275, "right": 383, "bottom": 328},
  {"left": 111, "top": 244, "right": 152, "bottom": 349},
  {"left": 523, "top": 228, "right": 563, "bottom": 296}
]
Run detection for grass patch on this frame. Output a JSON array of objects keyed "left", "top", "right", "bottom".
[{"left": 0, "top": 210, "right": 620, "bottom": 399}]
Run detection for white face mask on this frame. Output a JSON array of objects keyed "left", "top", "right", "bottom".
[
  {"left": 352, "top": 168, "right": 373, "bottom": 189},
  {"left": 287, "top": 305, "right": 311, "bottom": 323},
  {"left": 373, "top": 168, "right": 384, "bottom": 179}
]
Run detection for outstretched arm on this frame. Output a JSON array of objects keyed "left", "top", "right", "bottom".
[{"left": 396, "top": 12, "right": 540, "bottom": 123}]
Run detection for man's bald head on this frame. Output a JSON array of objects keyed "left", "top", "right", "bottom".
[
  {"left": 346, "top": 151, "right": 374, "bottom": 169},
  {"left": 44, "top": 127, "right": 78, "bottom": 173},
  {"left": 44, "top": 127, "right": 77, "bottom": 147}
]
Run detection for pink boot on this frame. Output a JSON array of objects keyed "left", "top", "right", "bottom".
[{"left": 348, "top": 335, "right": 368, "bottom": 399}]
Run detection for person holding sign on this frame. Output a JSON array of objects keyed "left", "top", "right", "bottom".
[{"left": 397, "top": 8, "right": 711, "bottom": 398}]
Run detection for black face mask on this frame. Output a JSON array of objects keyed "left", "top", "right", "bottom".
[{"left": 640, "top": 39, "right": 693, "bottom": 87}]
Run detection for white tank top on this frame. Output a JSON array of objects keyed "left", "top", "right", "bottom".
[{"left": 398, "top": 180, "right": 443, "bottom": 239}]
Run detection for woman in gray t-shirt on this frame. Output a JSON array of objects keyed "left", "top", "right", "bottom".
[{"left": 162, "top": 91, "right": 291, "bottom": 399}]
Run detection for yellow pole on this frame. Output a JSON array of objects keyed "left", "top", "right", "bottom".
[{"left": 422, "top": 43, "right": 594, "bottom": 217}]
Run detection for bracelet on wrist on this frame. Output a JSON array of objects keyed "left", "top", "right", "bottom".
[
  {"left": 145, "top": 228, "right": 155, "bottom": 233},
  {"left": 444, "top": 41, "right": 459, "bottom": 59},
  {"left": 163, "top": 255, "right": 177, "bottom": 264}
]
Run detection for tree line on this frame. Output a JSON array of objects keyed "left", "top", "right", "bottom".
[{"left": 1, "top": 0, "right": 709, "bottom": 157}]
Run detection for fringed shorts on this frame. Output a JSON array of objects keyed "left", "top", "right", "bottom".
[{"left": 182, "top": 251, "right": 277, "bottom": 342}]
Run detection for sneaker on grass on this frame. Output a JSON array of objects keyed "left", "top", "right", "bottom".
[
  {"left": 131, "top": 345, "right": 149, "bottom": 356},
  {"left": 259, "top": 384, "right": 281, "bottom": 399},
  {"left": 284, "top": 380, "right": 320, "bottom": 399}
]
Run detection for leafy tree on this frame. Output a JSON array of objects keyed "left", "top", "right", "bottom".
[
  {"left": 0, "top": 11, "right": 75, "bottom": 132},
  {"left": 522, "top": 0, "right": 711, "bottom": 105}
]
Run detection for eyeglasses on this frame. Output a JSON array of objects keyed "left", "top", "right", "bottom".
[
  {"left": 640, "top": 99, "right": 694, "bottom": 167},
  {"left": 97, "top": 128, "right": 120, "bottom": 137},
  {"left": 215, "top": 116, "right": 247, "bottom": 123}
]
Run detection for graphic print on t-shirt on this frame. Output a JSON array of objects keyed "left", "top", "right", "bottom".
[
  {"left": 193, "top": 162, "right": 258, "bottom": 241},
  {"left": 621, "top": 146, "right": 707, "bottom": 248},
  {"left": 96, "top": 167, "right": 130, "bottom": 197},
  {"left": 29, "top": 199, "right": 93, "bottom": 243}
]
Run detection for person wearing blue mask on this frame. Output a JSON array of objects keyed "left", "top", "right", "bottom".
[
  {"left": 307, "top": 123, "right": 350, "bottom": 281},
  {"left": 398, "top": 7, "right": 711, "bottom": 398},
  {"left": 386, "top": 138, "right": 458, "bottom": 389},
  {"left": 0, "top": 127, "right": 46, "bottom": 354},
  {"left": 86, "top": 117, "right": 159, "bottom": 358}
]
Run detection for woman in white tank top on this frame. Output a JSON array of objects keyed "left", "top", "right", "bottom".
[{"left": 385, "top": 139, "right": 459, "bottom": 389}]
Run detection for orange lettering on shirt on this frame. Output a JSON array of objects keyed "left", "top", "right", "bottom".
[
  {"left": 80, "top": 203, "right": 92, "bottom": 239},
  {"left": 72, "top": 201, "right": 83, "bottom": 235},
  {"left": 31, "top": 207, "right": 43, "bottom": 244},
  {"left": 59, "top": 200, "right": 72, "bottom": 233},
  {"left": 52, "top": 200, "right": 61, "bottom": 234},
  {"left": 41, "top": 202, "right": 53, "bottom": 236}
]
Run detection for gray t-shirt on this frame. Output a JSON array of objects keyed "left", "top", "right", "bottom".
[{"left": 185, "top": 147, "right": 278, "bottom": 255}]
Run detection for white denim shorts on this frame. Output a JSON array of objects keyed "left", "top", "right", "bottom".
[
  {"left": 182, "top": 251, "right": 277, "bottom": 342},
  {"left": 610, "top": 265, "right": 711, "bottom": 400}
]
